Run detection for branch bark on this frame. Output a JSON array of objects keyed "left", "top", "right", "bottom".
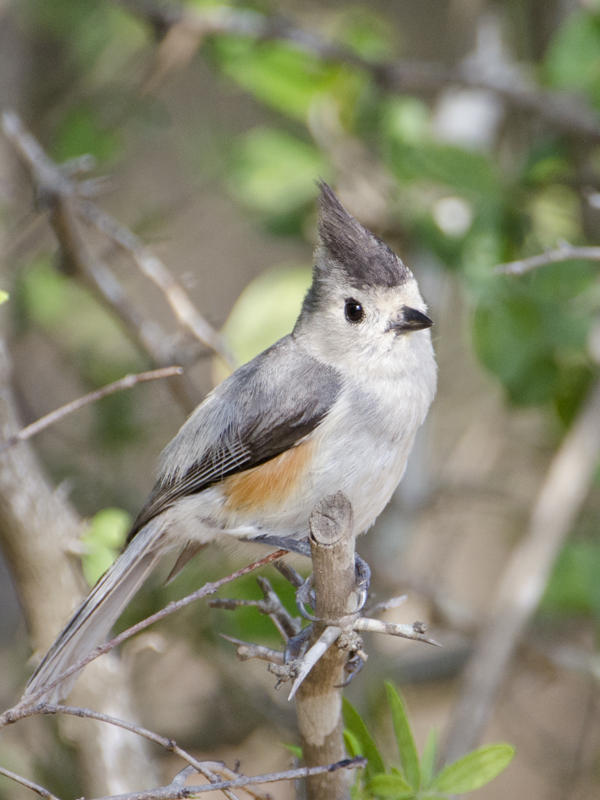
[
  {"left": 295, "top": 492, "right": 358, "bottom": 800},
  {"left": 494, "top": 242, "right": 600, "bottom": 275},
  {"left": 0, "top": 339, "right": 159, "bottom": 796},
  {"left": 1, "top": 110, "right": 234, "bottom": 413},
  {"left": 0, "top": 366, "right": 182, "bottom": 453}
]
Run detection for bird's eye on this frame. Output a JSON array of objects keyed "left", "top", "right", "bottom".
[{"left": 344, "top": 298, "right": 364, "bottom": 323}]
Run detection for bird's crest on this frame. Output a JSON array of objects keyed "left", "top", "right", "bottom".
[{"left": 317, "top": 181, "right": 411, "bottom": 288}]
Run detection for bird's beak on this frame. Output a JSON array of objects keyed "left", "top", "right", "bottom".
[{"left": 387, "top": 305, "right": 433, "bottom": 334}]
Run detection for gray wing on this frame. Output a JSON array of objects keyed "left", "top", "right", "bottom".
[{"left": 128, "top": 335, "right": 341, "bottom": 539}]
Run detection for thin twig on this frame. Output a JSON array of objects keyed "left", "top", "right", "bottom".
[
  {"left": 78, "top": 200, "right": 235, "bottom": 368},
  {"left": 353, "top": 616, "right": 440, "bottom": 646},
  {"left": 0, "top": 766, "right": 61, "bottom": 800},
  {"left": 220, "top": 635, "right": 286, "bottom": 665},
  {"left": 91, "top": 757, "right": 366, "bottom": 800},
  {"left": 0, "top": 366, "right": 183, "bottom": 453},
  {"left": 5, "top": 550, "right": 287, "bottom": 714},
  {"left": 212, "top": 574, "right": 302, "bottom": 641},
  {"left": 495, "top": 242, "right": 600, "bottom": 275},
  {"left": 0, "top": 110, "right": 232, "bottom": 407},
  {"left": 2, "top": 703, "right": 241, "bottom": 799},
  {"left": 116, "top": 0, "right": 600, "bottom": 143},
  {"left": 288, "top": 625, "right": 342, "bottom": 701},
  {"left": 187, "top": 763, "right": 267, "bottom": 800},
  {"left": 1, "top": 109, "right": 198, "bottom": 411},
  {"left": 366, "top": 594, "right": 407, "bottom": 616}
]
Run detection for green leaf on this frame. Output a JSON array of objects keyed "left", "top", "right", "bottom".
[
  {"left": 385, "top": 683, "right": 420, "bottom": 790},
  {"left": 472, "top": 263, "right": 594, "bottom": 408},
  {"left": 334, "top": 8, "right": 394, "bottom": 59},
  {"left": 343, "top": 698, "right": 385, "bottom": 780},
  {"left": 473, "top": 293, "right": 559, "bottom": 405},
  {"left": 214, "top": 37, "right": 342, "bottom": 121},
  {"left": 228, "top": 127, "right": 328, "bottom": 230},
  {"left": 52, "top": 105, "right": 122, "bottom": 164},
  {"left": 282, "top": 743, "right": 303, "bottom": 759},
  {"left": 429, "top": 743, "right": 515, "bottom": 793},
  {"left": 541, "top": 540, "right": 600, "bottom": 618},
  {"left": 0, "top": 290, "right": 9, "bottom": 305},
  {"left": 544, "top": 11, "right": 600, "bottom": 107},
  {"left": 368, "top": 772, "right": 414, "bottom": 798},
  {"left": 215, "top": 265, "right": 311, "bottom": 380},
  {"left": 383, "top": 125, "right": 501, "bottom": 200},
  {"left": 419, "top": 729, "right": 438, "bottom": 788},
  {"left": 344, "top": 729, "right": 363, "bottom": 759},
  {"left": 81, "top": 507, "right": 131, "bottom": 585}
]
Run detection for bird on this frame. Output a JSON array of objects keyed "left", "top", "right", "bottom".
[{"left": 22, "top": 181, "right": 437, "bottom": 703}]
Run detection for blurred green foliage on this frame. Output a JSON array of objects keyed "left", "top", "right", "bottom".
[
  {"left": 15, "top": 258, "right": 145, "bottom": 448},
  {"left": 213, "top": 38, "right": 354, "bottom": 122},
  {"left": 7, "top": 2, "right": 600, "bottom": 772},
  {"left": 81, "top": 507, "right": 132, "bottom": 585},
  {"left": 52, "top": 104, "right": 123, "bottom": 164},
  {"left": 228, "top": 127, "right": 329, "bottom": 232},
  {"left": 7, "top": 0, "right": 599, "bottom": 645},
  {"left": 214, "top": 5, "right": 599, "bottom": 436},
  {"left": 344, "top": 683, "right": 515, "bottom": 798},
  {"left": 473, "top": 263, "right": 595, "bottom": 414},
  {"left": 541, "top": 539, "right": 600, "bottom": 618},
  {"left": 544, "top": 9, "right": 600, "bottom": 106},
  {"left": 217, "top": 264, "right": 311, "bottom": 373}
]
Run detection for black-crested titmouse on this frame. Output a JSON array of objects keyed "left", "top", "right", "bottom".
[{"left": 23, "top": 182, "right": 437, "bottom": 702}]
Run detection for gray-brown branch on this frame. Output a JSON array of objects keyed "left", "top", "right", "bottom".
[
  {"left": 0, "top": 109, "right": 233, "bottom": 412},
  {"left": 495, "top": 242, "right": 600, "bottom": 275},
  {"left": 442, "top": 376, "right": 600, "bottom": 762},
  {"left": 295, "top": 492, "right": 359, "bottom": 800},
  {"left": 0, "top": 339, "right": 158, "bottom": 795},
  {"left": 0, "top": 366, "right": 182, "bottom": 453}
]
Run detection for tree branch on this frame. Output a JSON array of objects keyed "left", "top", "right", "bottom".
[
  {"left": 116, "top": 0, "right": 600, "bottom": 143},
  {"left": 90, "top": 757, "right": 366, "bottom": 800},
  {"left": 295, "top": 492, "right": 359, "bottom": 800},
  {"left": 0, "top": 366, "right": 182, "bottom": 453},
  {"left": 2, "top": 703, "right": 242, "bottom": 797},
  {"left": 0, "top": 338, "right": 159, "bottom": 794},
  {"left": 1, "top": 109, "right": 233, "bottom": 413},
  {"left": 77, "top": 200, "right": 235, "bottom": 368},
  {"left": 0, "top": 766, "right": 60, "bottom": 800},
  {"left": 0, "top": 700, "right": 365, "bottom": 800},
  {"left": 442, "top": 376, "right": 600, "bottom": 763},
  {"left": 494, "top": 242, "right": 600, "bottom": 275},
  {"left": 7, "top": 549, "right": 287, "bottom": 712}
]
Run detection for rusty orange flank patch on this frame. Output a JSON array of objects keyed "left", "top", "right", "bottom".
[{"left": 223, "top": 440, "right": 313, "bottom": 511}]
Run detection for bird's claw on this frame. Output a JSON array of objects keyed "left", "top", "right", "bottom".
[{"left": 354, "top": 553, "right": 371, "bottom": 612}]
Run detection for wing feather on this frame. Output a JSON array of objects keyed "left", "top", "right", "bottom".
[{"left": 128, "top": 336, "right": 341, "bottom": 539}]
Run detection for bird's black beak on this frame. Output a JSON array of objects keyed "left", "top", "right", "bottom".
[{"left": 387, "top": 305, "right": 433, "bottom": 334}]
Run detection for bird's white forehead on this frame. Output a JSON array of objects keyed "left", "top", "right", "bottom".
[{"left": 336, "top": 276, "right": 427, "bottom": 316}]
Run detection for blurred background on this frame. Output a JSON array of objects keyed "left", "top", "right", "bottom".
[{"left": 1, "top": 0, "right": 600, "bottom": 798}]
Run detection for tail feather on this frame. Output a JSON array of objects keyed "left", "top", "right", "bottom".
[{"left": 23, "top": 520, "right": 165, "bottom": 704}]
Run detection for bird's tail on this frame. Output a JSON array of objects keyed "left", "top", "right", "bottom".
[{"left": 22, "top": 519, "right": 165, "bottom": 704}]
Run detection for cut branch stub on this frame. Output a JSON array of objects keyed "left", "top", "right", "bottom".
[
  {"left": 297, "top": 492, "right": 357, "bottom": 800},
  {"left": 309, "top": 490, "right": 354, "bottom": 546},
  {"left": 309, "top": 491, "right": 357, "bottom": 619}
]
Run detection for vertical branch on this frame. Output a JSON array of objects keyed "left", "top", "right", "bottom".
[
  {"left": 442, "top": 377, "right": 600, "bottom": 762},
  {"left": 296, "top": 492, "right": 357, "bottom": 800},
  {"left": 0, "top": 339, "right": 159, "bottom": 795}
]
